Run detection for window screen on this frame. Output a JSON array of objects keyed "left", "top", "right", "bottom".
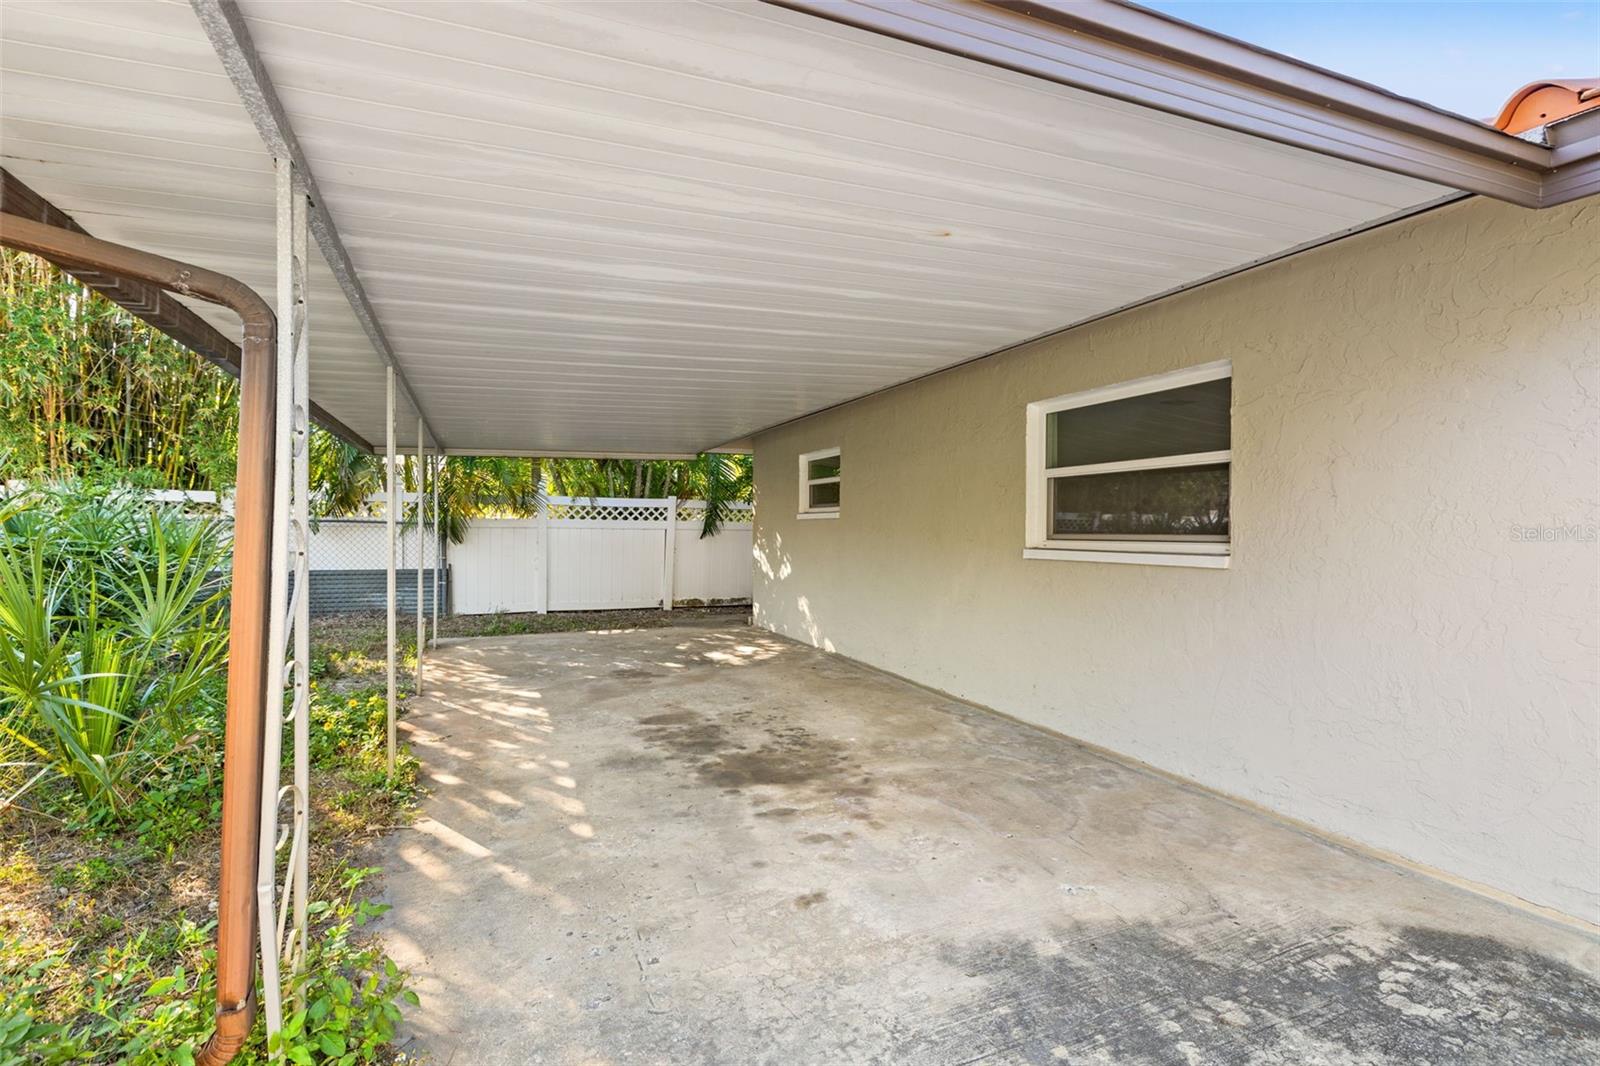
[
  {"left": 1047, "top": 377, "right": 1230, "bottom": 469},
  {"left": 1038, "top": 369, "right": 1231, "bottom": 549}
]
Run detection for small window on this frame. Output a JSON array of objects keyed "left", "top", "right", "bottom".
[
  {"left": 1025, "top": 362, "right": 1231, "bottom": 567},
  {"left": 798, "top": 447, "right": 840, "bottom": 519}
]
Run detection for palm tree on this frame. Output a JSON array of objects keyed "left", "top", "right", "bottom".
[
  {"left": 420, "top": 455, "right": 542, "bottom": 543},
  {"left": 307, "top": 431, "right": 751, "bottom": 539},
  {"left": 307, "top": 431, "right": 385, "bottom": 516},
  {"left": 542, "top": 454, "right": 751, "bottom": 537}
]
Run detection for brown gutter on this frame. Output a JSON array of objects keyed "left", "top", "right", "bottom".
[
  {"left": 0, "top": 168, "right": 373, "bottom": 453},
  {"left": 999, "top": 0, "right": 1544, "bottom": 161},
  {"left": 0, "top": 213, "right": 274, "bottom": 1066},
  {"left": 763, "top": 0, "right": 1600, "bottom": 208}
]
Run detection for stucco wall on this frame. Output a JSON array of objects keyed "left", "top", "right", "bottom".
[{"left": 751, "top": 197, "right": 1600, "bottom": 923}]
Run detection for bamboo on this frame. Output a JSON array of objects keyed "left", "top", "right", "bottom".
[{"left": 0, "top": 214, "right": 281, "bottom": 1066}]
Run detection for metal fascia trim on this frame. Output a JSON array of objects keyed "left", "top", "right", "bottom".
[
  {"left": 762, "top": 0, "right": 1553, "bottom": 206},
  {"left": 1541, "top": 109, "right": 1600, "bottom": 206},
  {"left": 443, "top": 448, "right": 702, "bottom": 461}
]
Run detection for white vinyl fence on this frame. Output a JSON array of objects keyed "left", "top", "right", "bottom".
[
  {"left": 128, "top": 490, "right": 751, "bottom": 616},
  {"left": 452, "top": 497, "right": 753, "bottom": 614}
]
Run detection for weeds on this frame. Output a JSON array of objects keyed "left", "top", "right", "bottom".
[
  {"left": 1, "top": 481, "right": 423, "bottom": 1063},
  {"left": 2, "top": 870, "right": 413, "bottom": 1065}
]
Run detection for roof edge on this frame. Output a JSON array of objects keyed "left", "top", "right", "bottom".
[{"left": 762, "top": 0, "right": 1580, "bottom": 207}]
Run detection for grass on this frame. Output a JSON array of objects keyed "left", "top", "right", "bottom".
[{"left": 0, "top": 631, "right": 422, "bottom": 1064}]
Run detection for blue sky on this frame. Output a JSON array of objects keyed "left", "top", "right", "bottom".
[{"left": 1139, "top": 2, "right": 1599, "bottom": 119}]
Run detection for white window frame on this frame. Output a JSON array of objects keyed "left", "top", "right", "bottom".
[
  {"left": 1024, "top": 360, "right": 1232, "bottom": 569},
  {"left": 798, "top": 446, "right": 841, "bottom": 520}
]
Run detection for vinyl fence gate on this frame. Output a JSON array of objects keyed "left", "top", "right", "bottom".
[{"left": 451, "top": 496, "right": 752, "bottom": 615}]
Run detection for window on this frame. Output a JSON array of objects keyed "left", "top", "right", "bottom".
[
  {"left": 1025, "top": 361, "right": 1231, "bottom": 568},
  {"left": 798, "top": 447, "right": 840, "bottom": 519}
]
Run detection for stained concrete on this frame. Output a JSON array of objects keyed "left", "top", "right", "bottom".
[{"left": 377, "top": 624, "right": 1600, "bottom": 1065}]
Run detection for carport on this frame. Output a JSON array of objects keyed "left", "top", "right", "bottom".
[
  {"left": 384, "top": 622, "right": 1599, "bottom": 1064},
  {"left": 1, "top": 1, "right": 1596, "bottom": 1062}
]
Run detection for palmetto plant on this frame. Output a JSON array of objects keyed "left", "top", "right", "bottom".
[{"left": 0, "top": 481, "right": 229, "bottom": 813}]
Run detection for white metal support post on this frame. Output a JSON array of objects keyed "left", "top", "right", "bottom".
[
  {"left": 285, "top": 172, "right": 311, "bottom": 1021},
  {"left": 661, "top": 496, "right": 677, "bottom": 611},
  {"left": 415, "top": 420, "right": 424, "bottom": 695},
  {"left": 431, "top": 454, "right": 440, "bottom": 646},
  {"left": 385, "top": 367, "right": 397, "bottom": 777},
  {"left": 259, "top": 156, "right": 312, "bottom": 1054}
]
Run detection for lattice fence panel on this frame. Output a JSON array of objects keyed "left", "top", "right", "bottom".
[
  {"left": 546, "top": 499, "right": 670, "bottom": 523},
  {"left": 676, "top": 501, "right": 754, "bottom": 525}
]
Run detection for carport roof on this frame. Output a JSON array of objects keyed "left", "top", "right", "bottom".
[{"left": 2, "top": 1, "right": 1592, "bottom": 455}]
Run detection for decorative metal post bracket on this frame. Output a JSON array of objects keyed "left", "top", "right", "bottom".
[{"left": 257, "top": 156, "right": 312, "bottom": 1055}]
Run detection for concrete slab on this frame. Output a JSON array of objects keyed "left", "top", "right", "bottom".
[{"left": 377, "top": 626, "right": 1600, "bottom": 1065}]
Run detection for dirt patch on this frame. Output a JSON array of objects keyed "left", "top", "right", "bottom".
[
  {"left": 634, "top": 709, "right": 877, "bottom": 805},
  {"left": 638, "top": 711, "right": 701, "bottom": 727},
  {"left": 309, "top": 605, "right": 749, "bottom": 685},
  {"left": 793, "top": 891, "right": 828, "bottom": 910},
  {"left": 652, "top": 722, "right": 734, "bottom": 757},
  {"left": 699, "top": 745, "right": 846, "bottom": 789},
  {"left": 614, "top": 701, "right": 885, "bottom": 792},
  {"left": 595, "top": 751, "right": 661, "bottom": 773}
]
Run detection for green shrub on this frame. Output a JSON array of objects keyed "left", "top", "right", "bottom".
[{"left": 0, "top": 480, "right": 228, "bottom": 815}]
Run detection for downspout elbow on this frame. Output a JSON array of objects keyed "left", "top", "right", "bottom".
[
  {"left": 196, "top": 989, "right": 256, "bottom": 1066},
  {"left": 0, "top": 211, "right": 277, "bottom": 1066}
]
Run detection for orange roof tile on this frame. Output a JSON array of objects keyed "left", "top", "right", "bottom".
[{"left": 1492, "top": 78, "right": 1600, "bottom": 135}]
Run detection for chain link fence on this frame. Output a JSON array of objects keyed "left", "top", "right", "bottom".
[{"left": 204, "top": 513, "right": 447, "bottom": 617}]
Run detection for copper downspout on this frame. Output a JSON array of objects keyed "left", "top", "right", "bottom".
[{"left": 0, "top": 213, "right": 274, "bottom": 1066}]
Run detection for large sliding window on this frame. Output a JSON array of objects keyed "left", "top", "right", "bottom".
[{"left": 1025, "top": 361, "right": 1231, "bottom": 567}]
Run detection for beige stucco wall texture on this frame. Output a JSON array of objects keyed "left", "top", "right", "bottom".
[{"left": 751, "top": 197, "right": 1600, "bottom": 924}]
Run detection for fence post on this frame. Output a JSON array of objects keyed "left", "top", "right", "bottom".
[
  {"left": 536, "top": 501, "right": 550, "bottom": 615},
  {"left": 662, "top": 496, "right": 677, "bottom": 611}
]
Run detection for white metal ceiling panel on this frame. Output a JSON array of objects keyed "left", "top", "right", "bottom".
[{"left": 3, "top": 0, "right": 1451, "bottom": 455}]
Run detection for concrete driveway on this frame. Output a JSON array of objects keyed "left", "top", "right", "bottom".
[{"left": 377, "top": 622, "right": 1600, "bottom": 1065}]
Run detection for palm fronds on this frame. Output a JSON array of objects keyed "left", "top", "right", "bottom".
[{"left": 0, "top": 481, "right": 229, "bottom": 813}]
